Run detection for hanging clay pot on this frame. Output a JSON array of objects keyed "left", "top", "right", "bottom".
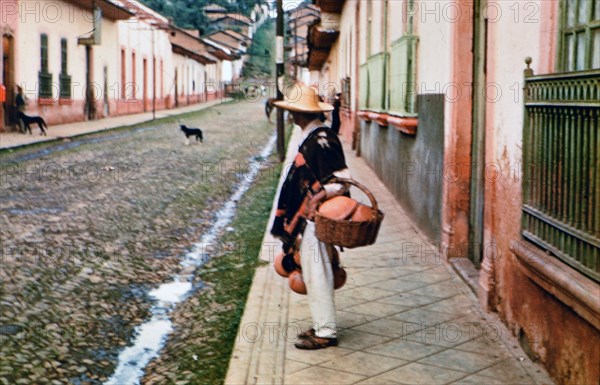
[{"left": 289, "top": 270, "right": 307, "bottom": 294}]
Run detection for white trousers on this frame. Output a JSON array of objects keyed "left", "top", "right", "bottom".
[{"left": 300, "top": 221, "right": 337, "bottom": 338}]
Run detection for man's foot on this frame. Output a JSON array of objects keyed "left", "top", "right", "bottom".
[
  {"left": 297, "top": 328, "right": 315, "bottom": 339},
  {"left": 294, "top": 335, "right": 338, "bottom": 350}
]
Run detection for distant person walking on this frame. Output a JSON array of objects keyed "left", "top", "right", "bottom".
[{"left": 331, "top": 92, "right": 342, "bottom": 135}]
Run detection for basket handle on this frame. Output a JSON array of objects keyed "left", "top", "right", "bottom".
[{"left": 327, "top": 178, "right": 379, "bottom": 213}]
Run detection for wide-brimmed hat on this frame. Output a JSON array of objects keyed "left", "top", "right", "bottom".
[{"left": 274, "top": 84, "right": 334, "bottom": 113}]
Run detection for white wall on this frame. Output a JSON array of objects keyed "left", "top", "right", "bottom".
[
  {"left": 14, "top": 1, "right": 115, "bottom": 102},
  {"left": 487, "top": 0, "right": 546, "bottom": 164},
  {"left": 172, "top": 53, "right": 206, "bottom": 97},
  {"left": 118, "top": 19, "right": 174, "bottom": 102},
  {"left": 221, "top": 60, "right": 233, "bottom": 83},
  {"left": 414, "top": 0, "right": 453, "bottom": 94}
]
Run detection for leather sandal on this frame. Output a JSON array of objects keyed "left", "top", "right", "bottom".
[
  {"left": 294, "top": 334, "right": 338, "bottom": 350},
  {"left": 297, "top": 328, "right": 315, "bottom": 339}
]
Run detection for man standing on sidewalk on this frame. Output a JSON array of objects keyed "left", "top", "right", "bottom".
[{"left": 271, "top": 84, "right": 351, "bottom": 350}]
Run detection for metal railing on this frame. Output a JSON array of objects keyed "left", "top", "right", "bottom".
[
  {"left": 59, "top": 73, "right": 72, "bottom": 99},
  {"left": 38, "top": 71, "right": 53, "bottom": 99},
  {"left": 522, "top": 67, "right": 600, "bottom": 281}
]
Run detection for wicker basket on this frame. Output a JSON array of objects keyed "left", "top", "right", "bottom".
[{"left": 315, "top": 178, "right": 384, "bottom": 248}]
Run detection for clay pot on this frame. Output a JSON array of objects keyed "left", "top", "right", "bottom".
[
  {"left": 289, "top": 270, "right": 307, "bottom": 294},
  {"left": 274, "top": 251, "right": 289, "bottom": 277},
  {"left": 351, "top": 204, "right": 374, "bottom": 222},
  {"left": 333, "top": 266, "right": 347, "bottom": 290},
  {"left": 274, "top": 252, "right": 300, "bottom": 277},
  {"left": 293, "top": 251, "right": 301, "bottom": 267},
  {"left": 318, "top": 196, "right": 359, "bottom": 220}
]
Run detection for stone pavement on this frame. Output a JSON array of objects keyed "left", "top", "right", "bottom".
[
  {"left": 0, "top": 98, "right": 226, "bottom": 150},
  {"left": 224, "top": 126, "right": 555, "bottom": 385}
]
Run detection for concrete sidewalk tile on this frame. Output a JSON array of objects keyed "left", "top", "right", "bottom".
[
  {"left": 450, "top": 373, "right": 521, "bottom": 385},
  {"left": 320, "top": 351, "right": 408, "bottom": 376},
  {"left": 390, "top": 308, "right": 463, "bottom": 325},
  {"left": 405, "top": 281, "right": 465, "bottom": 298},
  {"left": 285, "top": 359, "right": 312, "bottom": 375},
  {"left": 452, "top": 337, "right": 512, "bottom": 359},
  {"left": 348, "top": 242, "right": 404, "bottom": 255},
  {"left": 357, "top": 362, "right": 467, "bottom": 385},
  {"left": 365, "top": 338, "right": 447, "bottom": 361},
  {"left": 403, "top": 322, "right": 481, "bottom": 348},
  {"left": 476, "top": 359, "right": 536, "bottom": 384},
  {"left": 343, "top": 301, "right": 410, "bottom": 318},
  {"left": 361, "top": 265, "right": 430, "bottom": 277},
  {"left": 351, "top": 318, "right": 413, "bottom": 339},
  {"left": 337, "top": 329, "right": 395, "bottom": 350},
  {"left": 377, "top": 292, "right": 444, "bottom": 308},
  {"left": 336, "top": 310, "right": 380, "bottom": 329},
  {"left": 418, "top": 348, "right": 505, "bottom": 373},
  {"left": 285, "top": 346, "right": 355, "bottom": 365},
  {"left": 403, "top": 272, "right": 453, "bottom": 284},
  {"left": 366, "top": 278, "right": 428, "bottom": 293},
  {"left": 342, "top": 258, "right": 389, "bottom": 269},
  {"left": 337, "top": 287, "right": 396, "bottom": 302},
  {"left": 354, "top": 376, "right": 403, "bottom": 384},
  {"left": 284, "top": 366, "right": 366, "bottom": 385},
  {"left": 335, "top": 294, "right": 371, "bottom": 310},
  {"left": 417, "top": 295, "right": 477, "bottom": 315},
  {"left": 343, "top": 272, "right": 386, "bottom": 287},
  {"left": 366, "top": 258, "right": 417, "bottom": 269}
]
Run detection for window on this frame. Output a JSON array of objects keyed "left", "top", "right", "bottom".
[
  {"left": 341, "top": 76, "right": 351, "bottom": 109},
  {"left": 559, "top": 0, "right": 600, "bottom": 71},
  {"left": 41, "top": 34, "right": 48, "bottom": 72},
  {"left": 389, "top": 35, "right": 418, "bottom": 115},
  {"left": 59, "top": 38, "right": 71, "bottom": 99},
  {"left": 360, "top": 0, "right": 418, "bottom": 115},
  {"left": 39, "top": 34, "right": 52, "bottom": 99}
]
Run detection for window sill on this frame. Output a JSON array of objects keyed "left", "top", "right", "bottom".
[
  {"left": 358, "top": 110, "right": 419, "bottom": 135},
  {"left": 37, "top": 98, "right": 55, "bottom": 106},
  {"left": 357, "top": 110, "right": 371, "bottom": 122},
  {"left": 387, "top": 115, "right": 418, "bottom": 135},
  {"left": 510, "top": 239, "right": 600, "bottom": 330},
  {"left": 368, "top": 112, "right": 389, "bottom": 127},
  {"left": 59, "top": 98, "right": 73, "bottom": 105}
]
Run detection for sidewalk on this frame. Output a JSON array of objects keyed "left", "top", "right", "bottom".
[
  {"left": 224, "top": 127, "right": 555, "bottom": 385},
  {"left": 0, "top": 99, "right": 226, "bottom": 150}
]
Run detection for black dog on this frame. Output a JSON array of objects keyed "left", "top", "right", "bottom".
[
  {"left": 180, "top": 125, "right": 203, "bottom": 143},
  {"left": 19, "top": 112, "right": 48, "bottom": 136}
]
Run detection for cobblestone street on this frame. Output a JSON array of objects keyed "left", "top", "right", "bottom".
[{"left": 0, "top": 99, "right": 274, "bottom": 384}]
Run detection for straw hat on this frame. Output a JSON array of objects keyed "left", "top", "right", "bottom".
[{"left": 274, "top": 84, "right": 334, "bottom": 113}]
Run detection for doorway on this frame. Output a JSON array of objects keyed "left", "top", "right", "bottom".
[
  {"left": 2, "top": 35, "right": 15, "bottom": 129},
  {"left": 174, "top": 68, "right": 178, "bottom": 107},
  {"left": 143, "top": 58, "right": 148, "bottom": 112},
  {"left": 468, "top": 0, "right": 488, "bottom": 267}
]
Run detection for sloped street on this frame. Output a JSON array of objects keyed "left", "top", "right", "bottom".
[{"left": 0, "top": 99, "right": 274, "bottom": 384}]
